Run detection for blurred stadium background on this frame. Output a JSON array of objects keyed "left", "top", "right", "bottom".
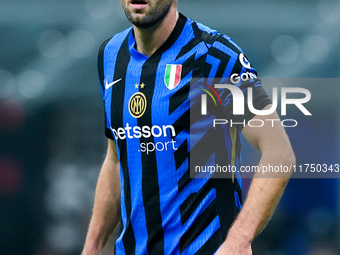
[{"left": 0, "top": 0, "right": 339, "bottom": 254}]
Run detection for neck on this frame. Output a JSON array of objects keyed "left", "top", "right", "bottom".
[{"left": 133, "top": 4, "right": 179, "bottom": 57}]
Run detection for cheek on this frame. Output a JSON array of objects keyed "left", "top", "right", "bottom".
[{"left": 121, "top": 0, "right": 128, "bottom": 8}]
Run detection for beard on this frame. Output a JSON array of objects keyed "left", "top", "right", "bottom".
[{"left": 122, "top": 0, "right": 174, "bottom": 29}]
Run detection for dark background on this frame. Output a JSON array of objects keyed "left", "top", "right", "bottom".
[{"left": 0, "top": 0, "right": 339, "bottom": 254}]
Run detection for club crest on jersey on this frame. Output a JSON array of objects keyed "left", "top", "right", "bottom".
[
  {"left": 164, "top": 64, "right": 182, "bottom": 90},
  {"left": 128, "top": 92, "right": 147, "bottom": 118}
]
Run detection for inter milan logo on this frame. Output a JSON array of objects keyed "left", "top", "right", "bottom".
[
  {"left": 164, "top": 64, "right": 182, "bottom": 90},
  {"left": 128, "top": 92, "right": 147, "bottom": 118}
]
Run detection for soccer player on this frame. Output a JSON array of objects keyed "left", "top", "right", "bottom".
[{"left": 82, "top": 0, "right": 295, "bottom": 254}]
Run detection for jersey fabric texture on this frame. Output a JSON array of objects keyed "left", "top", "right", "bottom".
[{"left": 97, "top": 14, "right": 270, "bottom": 255}]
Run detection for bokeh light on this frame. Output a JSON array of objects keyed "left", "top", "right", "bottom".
[
  {"left": 18, "top": 70, "right": 46, "bottom": 99},
  {"left": 0, "top": 156, "right": 23, "bottom": 196},
  {"left": 46, "top": 223, "right": 79, "bottom": 253},
  {"left": 271, "top": 35, "right": 300, "bottom": 65},
  {"left": 302, "top": 35, "right": 330, "bottom": 64},
  {"left": 38, "top": 29, "right": 66, "bottom": 58},
  {"left": 317, "top": 0, "right": 340, "bottom": 24},
  {"left": 0, "top": 70, "right": 16, "bottom": 99},
  {"left": 67, "top": 30, "right": 96, "bottom": 59},
  {"left": 0, "top": 99, "right": 25, "bottom": 131},
  {"left": 84, "top": 0, "right": 113, "bottom": 20}
]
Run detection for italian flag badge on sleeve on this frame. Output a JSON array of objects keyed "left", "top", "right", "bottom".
[{"left": 164, "top": 64, "right": 182, "bottom": 90}]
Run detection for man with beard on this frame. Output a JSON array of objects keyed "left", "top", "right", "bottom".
[{"left": 82, "top": 0, "right": 295, "bottom": 254}]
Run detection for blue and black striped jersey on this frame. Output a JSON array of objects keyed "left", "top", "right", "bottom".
[{"left": 97, "top": 14, "right": 270, "bottom": 255}]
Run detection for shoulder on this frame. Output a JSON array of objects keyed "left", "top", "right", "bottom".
[
  {"left": 185, "top": 17, "right": 257, "bottom": 78},
  {"left": 187, "top": 17, "right": 243, "bottom": 55},
  {"left": 97, "top": 27, "right": 132, "bottom": 58},
  {"left": 97, "top": 28, "right": 132, "bottom": 87}
]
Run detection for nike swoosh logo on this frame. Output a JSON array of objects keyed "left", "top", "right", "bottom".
[{"left": 105, "top": 78, "right": 122, "bottom": 89}]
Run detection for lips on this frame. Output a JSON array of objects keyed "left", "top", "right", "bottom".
[
  {"left": 130, "top": 0, "right": 147, "bottom": 3},
  {"left": 129, "top": 0, "right": 148, "bottom": 10},
  {"left": 130, "top": 0, "right": 147, "bottom": 5}
]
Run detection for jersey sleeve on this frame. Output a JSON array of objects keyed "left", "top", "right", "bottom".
[
  {"left": 211, "top": 36, "right": 271, "bottom": 130},
  {"left": 97, "top": 38, "right": 114, "bottom": 140}
]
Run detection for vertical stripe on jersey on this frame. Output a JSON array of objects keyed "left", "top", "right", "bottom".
[
  {"left": 137, "top": 14, "right": 187, "bottom": 255},
  {"left": 97, "top": 37, "right": 113, "bottom": 138},
  {"left": 98, "top": 38, "right": 112, "bottom": 88},
  {"left": 111, "top": 35, "right": 136, "bottom": 254},
  {"left": 139, "top": 56, "right": 165, "bottom": 255},
  {"left": 230, "top": 126, "right": 237, "bottom": 183},
  {"left": 173, "top": 21, "right": 242, "bottom": 254},
  {"left": 212, "top": 179, "right": 238, "bottom": 240}
]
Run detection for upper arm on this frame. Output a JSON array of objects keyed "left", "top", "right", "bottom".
[
  {"left": 105, "top": 139, "right": 120, "bottom": 168},
  {"left": 241, "top": 105, "right": 295, "bottom": 162}
]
